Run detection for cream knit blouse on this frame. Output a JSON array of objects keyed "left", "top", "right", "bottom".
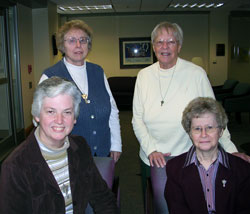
[{"left": 132, "top": 58, "right": 237, "bottom": 166}]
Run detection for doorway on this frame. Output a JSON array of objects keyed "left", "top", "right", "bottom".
[{"left": 0, "top": 5, "right": 24, "bottom": 162}]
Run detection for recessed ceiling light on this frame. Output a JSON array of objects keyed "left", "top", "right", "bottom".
[
  {"left": 104, "top": 5, "right": 112, "bottom": 9},
  {"left": 168, "top": 2, "right": 225, "bottom": 9},
  {"left": 174, "top": 3, "right": 180, "bottom": 8},
  {"left": 215, "top": 3, "right": 224, "bottom": 8},
  {"left": 198, "top": 3, "right": 206, "bottom": 8},
  {"left": 206, "top": 3, "right": 215, "bottom": 8},
  {"left": 190, "top": 3, "right": 197, "bottom": 8},
  {"left": 59, "top": 7, "right": 66, "bottom": 11},
  {"left": 58, "top": 5, "right": 113, "bottom": 12}
]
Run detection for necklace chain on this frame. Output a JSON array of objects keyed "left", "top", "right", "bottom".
[
  {"left": 158, "top": 64, "right": 176, "bottom": 106},
  {"left": 70, "top": 74, "right": 90, "bottom": 104},
  {"left": 64, "top": 61, "right": 90, "bottom": 104}
]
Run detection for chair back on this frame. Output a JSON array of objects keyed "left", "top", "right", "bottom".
[
  {"left": 93, "top": 157, "right": 115, "bottom": 189},
  {"left": 150, "top": 156, "right": 173, "bottom": 214},
  {"left": 85, "top": 157, "right": 115, "bottom": 214},
  {"left": 222, "top": 79, "right": 238, "bottom": 90},
  {"left": 232, "top": 82, "right": 250, "bottom": 96}
]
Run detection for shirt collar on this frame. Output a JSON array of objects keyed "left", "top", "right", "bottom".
[
  {"left": 63, "top": 57, "right": 86, "bottom": 69},
  {"left": 183, "top": 144, "right": 230, "bottom": 169}
]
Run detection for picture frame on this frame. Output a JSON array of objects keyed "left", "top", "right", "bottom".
[
  {"left": 231, "top": 44, "right": 250, "bottom": 62},
  {"left": 119, "top": 37, "right": 155, "bottom": 69},
  {"left": 238, "top": 46, "right": 250, "bottom": 62}
]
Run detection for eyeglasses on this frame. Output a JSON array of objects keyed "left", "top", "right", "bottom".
[
  {"left": 191, "top": 125, "right": 220, "bottom": 135},
  {"left": 154, "top": 39, "right": 178, "bottom": 48},
  {"left": 64, "top": 37, "right": 89, "bottom": 45}
]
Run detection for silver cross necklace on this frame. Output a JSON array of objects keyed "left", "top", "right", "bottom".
[{"left": 158, "top": 63, "right": 176, "bottom": 106}]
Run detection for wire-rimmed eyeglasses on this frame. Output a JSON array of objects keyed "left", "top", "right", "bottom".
[
  {"left": 191, "top": 125, "right": 220, "bottom": 135},
  {"left": 64, "top": 37, "right": 89, "bottom": 45},
  {"left": 154, "top": 39, "right": 178, "bottom": 48}
]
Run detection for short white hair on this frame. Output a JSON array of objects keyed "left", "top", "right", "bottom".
[{"left": 32, "top": 76, "right": 81, "bottom": 126}]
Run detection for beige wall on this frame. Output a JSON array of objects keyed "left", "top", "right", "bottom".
[
  {"left": 17, "top": 4, "right": 35, "bottom": 129},
  {"left": 229, "top": 16, "right": 250, "bottom": 83},
  {"left": 32, "top": 2, "right": 60, "bottom": 85},
  {"left": 48, "top": 1, "right": 61, "bottom": 66},
  {"left": 208, "top": 11, "right": 229, "bottom": 86},
  {"left": 32, "top": 8, "right": 50, "bottom": 85},
  {"left": 67, "top": 14, "right": 209, "bottom": 78}
]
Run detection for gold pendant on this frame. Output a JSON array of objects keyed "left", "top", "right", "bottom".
[{"left": 82, "top": 94, "right": 90, "bottom": 104}]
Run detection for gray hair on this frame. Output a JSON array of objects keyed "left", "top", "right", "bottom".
[
  {"left": 151, "top": 21, "right": 183, "bottom": 46},
  {"left": 182, "top": 97, "right": 228, "bottom": 133},
  {"left": 32, "top": 76, "right": 81, "bottom": 121}
]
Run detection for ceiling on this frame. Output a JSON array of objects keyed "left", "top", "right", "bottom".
[{"left": 46, "top": 0, "right": 250, "bottom": 15}]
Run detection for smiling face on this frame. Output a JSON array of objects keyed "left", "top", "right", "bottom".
[
  {"left": 153, "top": 28, "right": 181, "bottom": 69},
  {"left": 190, "top": 113, "right": 222, "bottom": 155},
  {"left": 63, "top": 28, "right": 89, "bottom": 66},
  {"left": 35, "top": 94, "right": 76, "bottom": 149}
]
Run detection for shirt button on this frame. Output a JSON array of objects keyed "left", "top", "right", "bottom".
[
  {"left": 207, "top": 188, "right": 209, "bottom": 192},
  {"left": 91, "top": 115, "right": 95, "bottom": 119},
  {"left": 94, "top": 146, "right": 97, "bottom": 150},
  {"left": 93, "top": 131, "right": 96, "bottom": 135}
]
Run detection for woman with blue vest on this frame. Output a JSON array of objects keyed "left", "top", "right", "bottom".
[{"left": 40, "top": 20, "right": 122, "bottom": 162}]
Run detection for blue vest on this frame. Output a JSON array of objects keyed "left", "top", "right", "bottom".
[{"left": 43, "top": 60, "right": 111, "bottom": 156}]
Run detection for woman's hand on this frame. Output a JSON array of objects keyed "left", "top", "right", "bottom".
[
  {"left": 149, "top": 151, "right": 171, "bottom": 168},
  {"left": 110, "top": 151, "right": 121, "bottom": 163}
]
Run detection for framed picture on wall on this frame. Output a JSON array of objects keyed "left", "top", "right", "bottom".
[{"left": 119, "top": 37, "right": 155, "bottom": 69}]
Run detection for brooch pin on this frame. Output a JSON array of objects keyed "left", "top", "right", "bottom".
[
  {"left": 82, "top": 94, "right": 90, "bottom": 104},
  {"left": 222, "top": 179, "right": 227, "bottom": 188}
]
